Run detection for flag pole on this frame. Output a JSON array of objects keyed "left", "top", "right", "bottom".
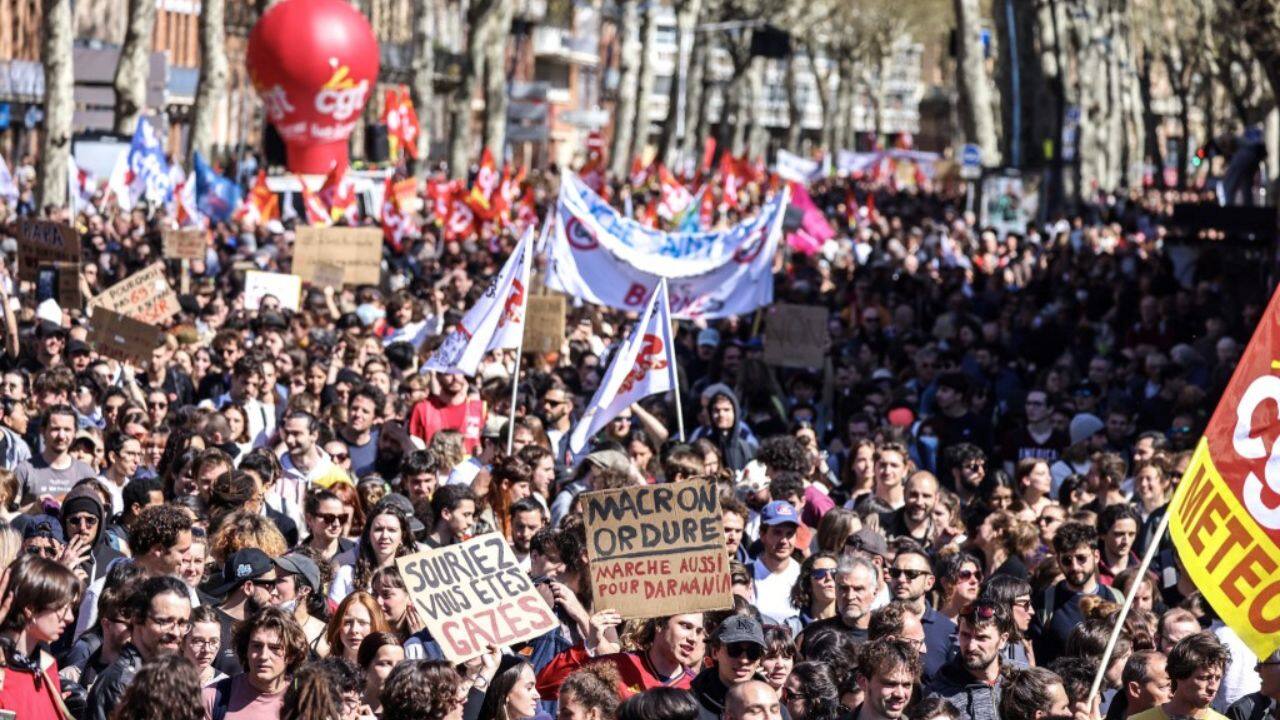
[
  {"left": 661, "top": 279, "right": 686, "bottom": 442},
  {"left": 1085, "top": 507, "right": 1173, "bottom": 708},
  {"left": 506, "top": 231, "right": 534, "bottom": 456}
]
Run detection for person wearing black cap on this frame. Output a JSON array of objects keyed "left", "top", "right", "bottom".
[
  {"left": 211, "top": 548, "right": 277, "bottom": 676},
  {"left": 59, "top": 482, "right": 124, "bottom": 586},
  {"left": 65, "top": 339, "right": 92, "bottom": 374},
  {"left": 270, "top": 552, "right": 327, "bottom": 650},
  {"left": 691, "top": 615, "right": 770, "bottom": 720},
  {"left": 18, "top": 512, "right": 65, "bottom": 559}
]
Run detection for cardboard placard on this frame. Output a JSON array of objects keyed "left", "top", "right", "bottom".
[
  {"left": 244, "top": 270, "right": 302, "bottom": 311},
  {"left": 582, "top": 480, "right": 733, "bottom": 619},
  {"left": 89, "top": 262, "right": 180, "bottom": 325},
  {"left": 763, "top": 303, "right": 829, "bottom": 369},
  {"left": 293, "top": 227, "right": 383, "bottom": 286},
  {"left": 89, "top": 308, "right": 167, "bottom": 365},
  {"left": 522, "top": 295, "right": 565, "bottom": 354},
  {"left": 162, "top": 229, "right": 206, "bottom": 260},
  {"left": 395, "top": 534, "right": 558, "bottom": 663},
  {"left": 310, "top": 262, "right": 346, "bottom": 289},
  {"left": 53, "top": 263, "right": 82, "bottom": 310},
  {"left": 16, "top": 219, "right": 80, "bottom": 282}
]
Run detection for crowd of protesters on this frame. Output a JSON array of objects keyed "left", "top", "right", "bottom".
[{"left": 0, "top": 149, "right": 1266, "bottom": 720}]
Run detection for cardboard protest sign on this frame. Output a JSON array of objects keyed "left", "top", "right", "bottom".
[
  {"left": 395, "top": 534, "right": 557, "bottom": 663},
  {"left": 162, "top": 229, "right": 206, "bottom": 260},
  {"left": 310, "top": 262, "right": 346, "bottom": 289},
  {"left": 89, "top": 308, "right": 167, "bottom": 365},
  {"left": 16, "top": 219, "right": 80, "bottom": 282},
  {"left": 55, "top": 263, "right": 82, "bottom": 310},
  {"left": 1169, "top": 283, "right": 1280, "bottom": 660},
  {"left": 522, "top": 294, "right": 565, "bottom": 354},
  {"left": 293, "top": 227, "right": 382, "bottom": 286},
  {"left": 763, "top": 303, "right": 829, "bottom": 369},
  {"left": 582, "top": 480, "right": 733, "bottom": 619},
  {"left": 89, "top": 262, "right": 180, "bottom": 325},
  {"left": 244, "top": 271, "right": 302, "bottom": 311}
]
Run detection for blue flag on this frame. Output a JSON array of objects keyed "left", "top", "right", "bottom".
[
  {"left": 674, "top": 185, "right": 707, "bottom": 233},
  {"left": 193, "top": 152, "right": 242, "bottom": 224},
  {"left": 127, "top": 116, "right": 173, "bottom": 205}
]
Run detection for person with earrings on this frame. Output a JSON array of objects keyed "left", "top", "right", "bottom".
[{"left": 691, "top": 615, "right": 770, "bottom": 720}]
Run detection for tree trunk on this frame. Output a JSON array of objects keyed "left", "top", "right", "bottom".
[
  {"left": 40, "top": 0, "right": 74, "bottom": 209},
  {"left": 410, "top": 0, "right": 436, "bottom": 175},
  {"left": 1137, "top": 48, "right": 1164, "bottom": 187},
  {"left": 629, "top": 2, "right": 658, "bottom": 162},
  {"left": 1225, "top": 0, "right": 1280, "bottom": 112},
  {"left": 189, "top": 0, "right": 228, "bottom": 164},
  {"left": 610, "top": 0, "right": 641, "bottom": 177},
  {"left": 835, "top": 56, "right": 855, "bottom": 151},
  {"left": 450, "top": 0, "right": 495, "bottom": 178},
  {"left": 784, "top": 58, "right": 803, "bottom": 152},
  {"left": 112, "top": 0, "right": 158, "bottom": 135},
  {"left": 657, "top": 0, "right": 702, "bottom": 167},
  {"left": 482, "top": 0, "right": 512, "bottom": 157},
  {"left": 952, "top": 0, "right": 1000, "bottom": 164},
  {"left": 805, "top": 45, "right": 836, "bottom": 153},
  {"left": 745, "top": 59, "right": 768, "bottom": 160},
  {"left": 674, "top": 20, "right": 708, "bottom": 166}
]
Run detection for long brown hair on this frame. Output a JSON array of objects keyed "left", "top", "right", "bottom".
[
  {"left": 0, "top": 555, "right": 81, "bottom": 633},
  {"left": 325, "top": 591, "right": 390, "bottom": 657}
]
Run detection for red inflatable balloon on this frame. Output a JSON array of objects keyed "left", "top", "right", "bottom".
[{"left": 246, "top": 0, "right": 380, "bottom": 174}]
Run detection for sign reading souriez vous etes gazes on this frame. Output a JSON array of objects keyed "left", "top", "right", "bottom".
[
  {"left": 395, "top": 534, "right": 557, "bottom": 663},
  {"left": 1170, "top": 284, "right": 1280, "bottom": 660},
  {"left": 583, "top": 480, "right": 733, "bottom": 619}
]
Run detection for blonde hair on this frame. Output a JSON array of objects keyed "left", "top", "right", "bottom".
[
  {"left": 0, "top": 525, "right": 21, "bottom": 568},
  {"left": 209, "top": 511, "right": 288, "bottom": 563}
]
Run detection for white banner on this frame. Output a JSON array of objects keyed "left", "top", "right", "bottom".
[
  {"left": 546, "top": 187, "right": 785, "bottom": 320},
  {"left": 569, "top": 279, "right": 675, "bottom": 453},
  {"left": 775, "top": 149, "right": 823, "bottom": 184},
  {"left": 423, "top": 227, "right": 533, "bottom": 375},
  {"left": 561, "top": 173, "right": 783, "bottom": 277},
  {"left": 244, "top": 271, "right": 302, "bottom": 311}
]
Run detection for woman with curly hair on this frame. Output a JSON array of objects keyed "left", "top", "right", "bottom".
[
  {"left": 324, "top": 591, "right": 391, "bottom": 663},
  {"left": 381, "top": 659, "right": 479, "bottom": 720},
  {"left": 280, "top": 661, "right": 346, "bottom": 720},
  {"left": 782, "top": 661, "right": 842, "bottom": 720},
  {"left": 559, "top": 663, "right": 623, "bottom": 720},
  {"left": 785, "top": 552, "right": 838, "bottom": 634},
  {"left": 207, "top": 510, "right": 289, "bottom": 564},
  {"left": 331, "top": 503, "right": 418, "bottom": 600},
  {"left": 109, "top": 654, "right": 204, "bottom": 720}
]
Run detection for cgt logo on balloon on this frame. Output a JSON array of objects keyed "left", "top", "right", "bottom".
[{"left": 396, "top": 534, "right": 557, "bottom": 662}]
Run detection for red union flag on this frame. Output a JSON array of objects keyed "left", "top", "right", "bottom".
[
  {"left": 569, "top": 279, "right": 675, "bottom": 454},
  {"left": 1170, "top": 285, "right": 1280, "bottom": 658}
]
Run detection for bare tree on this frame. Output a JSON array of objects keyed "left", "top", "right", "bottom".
[
  {"left": 410, "top": 0, "right": 436, "bottom": 175},
  {"left": 190, "top": 0, "right": 229, "bottom": 163},
  {"left": 40, "top": 0, "right": 74, "bottom": 208},
  {"left": 450, "top": 0, "right": 503, "bottom": 178},
  {"left": 657, "top": 0, "right": 705, "bottom": 166},
  {"left": 953, "top": 0, "right": 1000, "bottom": 164},
  {"left": 629, "top": 2, "right": 659, "bottom": 161},
  {"left": 483, "top": 0, "right": 513, "bottom": 156},
  {"left": 610, "top": 0, "right": 641, "bottom": 177},
  {"left": 112, "top": 0, "right": 158, "bottom": 135}
]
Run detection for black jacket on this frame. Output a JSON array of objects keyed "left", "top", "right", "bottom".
[
  {"left": 84, "top": 643, "right": 143, "bottom": 720},
  {"left": 691, "top": 666, "right": 731, "bottom": 720},
  {"left": 925, "top": 657, "right": 1002, "bottom": 720}
]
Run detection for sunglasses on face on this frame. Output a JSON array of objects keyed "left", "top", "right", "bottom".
[
  {"left": 312, "top": 512, "right": 350, "bottom": 526},
  {"left": 810, "top": 568, "right": 836, "bottom": 581},
  {"left": 724, "top": 643, "right": 763, "bottom": 661},
  {"left": 888, "top": 568, "right": 931, "bottom": 581},
  {"left": 956, "top": 568, "right": 983, "bottom": 582}
]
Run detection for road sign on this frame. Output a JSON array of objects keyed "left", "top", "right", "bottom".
[{"left": 961, "top": 144, "right": 982, "bottom": 179}]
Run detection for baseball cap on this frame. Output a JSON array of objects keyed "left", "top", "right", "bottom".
[
  {"left": 715, "top": 615, "right": 765, "bottom": 647},
  {"left": 213, "top": 547, "right": 273, "bottom": 596},
  {"left": 66, "top": 339, "right": 91, "bottom": 356},
  {"left": 274, "top": 553, "right": 321, "bottom": 594},
  {"left": 697, "top": 328, "right": 721, "bottom": 348},
  {"left": 21, "top": 514, "right": 65, "bottom": 544},
  {"left": 1069, "top": 413, "right": 1106, "bottom": 445},
  {"left": 378, "top": 493, "right": 426, "bottom": 534},
  {"left": 760, "top": 500, "right": 800, "bottom": 527},
  {"left": 846, "top": 528, "right": 888, "bottom": 558}
]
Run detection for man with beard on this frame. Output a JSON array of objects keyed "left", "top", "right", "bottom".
[
  {"left": 852, "top": 638, "right": 921, "bottom": 720},
  {"left": 945, "top": 444, "right": 987, "bottom": 507},
  {"left": 508, "top": 497, "right": 545, "bottom": 571},
  {"left": 203, "top": 608, "right": 310, "bottom": 720},
  {"left": 212, "top": 548, "right": 278, "bottom": 677},
  {"left": 86, "top": 575, "right": 192, "bottom": 720},
  {"left": 802, "top": 555, "right": 878, "bottom": 645},
  {"left": 1132, "top": 633, "right": 1230, "bottom": 720},
  {"left": 880, "top": 471, "right": 938, "bottom": 544},
  {"left": 692, "top": 615, "right": 768, "bottom": 720},
  {"left": 408, "top": 372, "right": 485, "bottom": 453},
  {"left": 16, "top": 405, "right": 96, "bottom": 507},
  {"left": 926, "top": 599, "right": 1010, "bottom": 720},
  {"left": 887, "top": 547, "right": 954, "bottom": 681},
  {"left": 999, "top": 667, "right": 1073, "bottom": 720},
  {"left": 1034, "top": 522, "right": 1121, "bottom": 664}
]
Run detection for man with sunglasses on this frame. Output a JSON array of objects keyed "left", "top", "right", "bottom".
[
  {"left": 59, "top": 481, "right": 124, "bottom": 586},
  {"left": 926, "top": 599, "right": 1010, "bottom": 720},
  {"left": 210, "top": 548, "right": 278, "bottom": 677},
  {"left": 1035, "top": 522, "right": 1122, "bottom": 664},
  {"left": 1226, "top": 649, "right": 1280, "bottom": 720},
  {"left": 888, "top": 547, "right": 954, "bottom": 682},
  {"left": 691, "top": 615, "right": 768, "bottom": 720}
]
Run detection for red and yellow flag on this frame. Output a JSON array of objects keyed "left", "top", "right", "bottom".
[{"left": 1170, "top": 284, "right": 1280, "bottom": 659}]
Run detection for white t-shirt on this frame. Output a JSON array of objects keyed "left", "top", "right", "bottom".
[{"left": 751, "top": 557, "right": 801, "bottom": 624}]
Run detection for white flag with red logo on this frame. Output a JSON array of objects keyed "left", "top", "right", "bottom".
[
  {"left": 569, "top": 278, "right": 675, "bottom": 453},
  {"left": 319, "top": 164, "right": 358, "bottom": 223},
  {"left": 656, "top": 165, "right": 693, "bottom": 221},
  {"left": 422, "top": 226, "right": 533, "bottom": 376}
]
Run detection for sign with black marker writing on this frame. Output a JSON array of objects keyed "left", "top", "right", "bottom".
[
  {"left": 395, "top": 533, "right": 557, "bottom": 663},
  {"left": 582, "top": 480, "right": 733, "bottom": 619}
]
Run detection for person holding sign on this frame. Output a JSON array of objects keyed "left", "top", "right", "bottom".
[{"left": 538, "top": 613, "right": 707, "bottom": 701}]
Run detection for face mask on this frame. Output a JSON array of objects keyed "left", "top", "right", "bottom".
[{"left": 274, "top": 598, "right": 298, "bottom": 613}]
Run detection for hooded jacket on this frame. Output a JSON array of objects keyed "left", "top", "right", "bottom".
[
  {"left": 692, "top": 384, "right": 757, "bottom": 471},
  {"left": 60, "top": 484, "right": 125, "bottom": 586}
]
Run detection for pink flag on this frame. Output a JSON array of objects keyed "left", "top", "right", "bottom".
[{"left": 786, "top": 182, "right": 833, "bottom": 255}]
